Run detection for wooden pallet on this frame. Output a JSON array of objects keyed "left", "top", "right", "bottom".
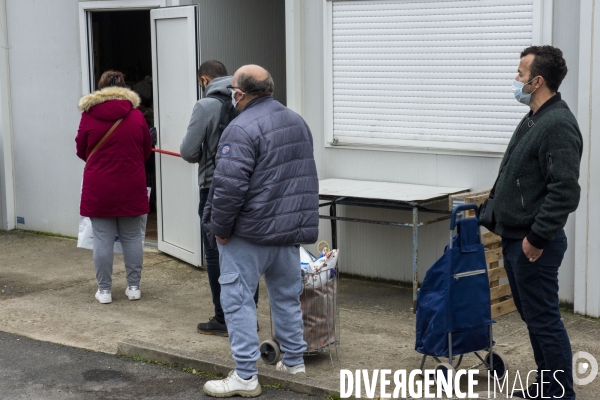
[{"left": 450, "top": 190, "right": 517, "bottom": 319}]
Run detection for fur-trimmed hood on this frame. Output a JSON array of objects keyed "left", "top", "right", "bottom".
[{"left": 78, "top": 86, "right": 141, "bottom": 112}]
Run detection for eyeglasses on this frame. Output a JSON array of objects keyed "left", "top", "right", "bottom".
[{"left": 226, "top": 85, "right": 243, "bottom": 91}]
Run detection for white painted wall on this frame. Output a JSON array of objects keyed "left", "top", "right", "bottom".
[
  {"left": 298, "top": 0, "right": 581, "bottom": 304},
  {"left": 5, "top": 0, "right": 286, "bottom": 238},
  {"left": 0, "top": 0, "right": 15, "bottom": 231},
  {"left": 0, "top": 87, "right": 3, "bottom": 229},
  {"left": 552, "top": 0, "right": 581, "bottom": 305},
  {"left": 2, "top": 0, "right": 589, "bottom": 307},
  {"left": 198, "top": 0, "right": 287, "bottom": 105},
  {"left": 302, "top": 0, "right": 502, "bottom": 283},
  {"left": 7, "top": 0, "right": 83, "bottom": 236},
  {"left": 575, "top": 0, "right": 600, "bottom": 317}
]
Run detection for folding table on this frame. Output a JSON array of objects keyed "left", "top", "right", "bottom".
[{"left": 318, "top": 179, "right": 469, "bottom": 308}]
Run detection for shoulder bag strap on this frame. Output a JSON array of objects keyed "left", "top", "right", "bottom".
[{"left": 85, "top": 118, "right": 123, "bottom": 168}]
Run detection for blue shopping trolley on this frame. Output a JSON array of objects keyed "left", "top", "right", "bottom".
[{"left": 415, "top": 204, "right": 508, "bottom": 379}]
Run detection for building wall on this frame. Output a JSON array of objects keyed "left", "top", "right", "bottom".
[
  {"left": 0, "top": 88, "right": 5, "bottom": 229},
  {"left": 7, "top": 0, "right": 83, "bottom": 236},
  {"left": 300, "top": 0, "right": 580, "bottom": 302},
  {"left": 198, "top": 0, "right": 287, "bottom": 105},
  {"left": 551, "top": 0, "right": 581, "bottom": 305},
  {"left": 0, "top": 80, "right": 5, "bottom": 229},
  {"left": 0, "top": 0, "right": 15, "bottom": 231},
  {"left": 2, "top": 0, "right": 586, "bottom": 305},
  {"left": 575, "top": 0, "right": 600, "bottom": 317}
]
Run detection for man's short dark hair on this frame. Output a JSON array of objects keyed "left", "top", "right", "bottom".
[
  {"left": 197, "top": 60, "right": 228, "bottom": 79},
  {"left": 520, "top": 45, "right": 568, "bottom": 92},
  {"left": 237, "top": 71, "right": 274, "bottom": 97}
]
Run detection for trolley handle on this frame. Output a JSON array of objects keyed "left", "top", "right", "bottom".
[{"left": 450, "top": 204, "right": 479, "bottom": 231}]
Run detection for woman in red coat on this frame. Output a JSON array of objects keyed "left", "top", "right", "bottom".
[{"left": 76, "top": 70, "right": 152, "bottom": 304}]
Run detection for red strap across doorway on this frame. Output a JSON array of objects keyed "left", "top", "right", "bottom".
[{"left": 152, "top": 148, "right": 181, "bottom": 157}]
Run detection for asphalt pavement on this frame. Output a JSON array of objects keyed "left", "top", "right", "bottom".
[{"left": 0, "top": 331, "right": 324, "bottom": 400}]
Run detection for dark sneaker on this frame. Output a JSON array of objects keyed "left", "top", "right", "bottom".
[{"left": 197, "top": 317, "right": 228, "bottom": 337}]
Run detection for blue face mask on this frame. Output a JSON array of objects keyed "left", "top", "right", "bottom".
[{"left": 512, "top": 77, "right": 538, "bottom": 105}]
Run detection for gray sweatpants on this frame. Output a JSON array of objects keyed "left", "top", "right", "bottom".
[
  {"left": 91, "top": 216, "right": 144, "bottom": 290},
  {"left": 217, "top": 236, "right": 306, "bottom": 379}
]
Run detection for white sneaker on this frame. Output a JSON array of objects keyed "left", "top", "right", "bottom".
[
  {"left": 125, "top": 286, "right": 141, "bottom": 300},
  {"left": 95, "top": 289, "right": 112, "bottom": 304},
  {"left": 276, "top": 360, "right": 305, "bottom": 374},
  {"left": 203, "top": 370, "right": 261, "bottom": 398}
]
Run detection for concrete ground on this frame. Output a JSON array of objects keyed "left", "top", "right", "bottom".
[{"left": 1, "top": 230, "right": 599, "bottom": 399}]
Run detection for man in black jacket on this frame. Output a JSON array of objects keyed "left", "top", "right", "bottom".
[{"left": 493, "top": 46, "right": 582, "bottom": 399}]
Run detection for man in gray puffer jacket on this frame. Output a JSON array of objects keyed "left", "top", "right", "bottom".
[{"left": 202, "top": 65, "right": 319, "bottom": 398}]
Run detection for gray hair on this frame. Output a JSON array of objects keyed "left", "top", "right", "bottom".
[{"left": 237, "top": 71, "right": 274, "bottom": 97}]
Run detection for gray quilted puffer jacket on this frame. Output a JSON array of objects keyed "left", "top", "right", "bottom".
[{"left": 202, "top": 96, "right": 319, "bottom": 247}]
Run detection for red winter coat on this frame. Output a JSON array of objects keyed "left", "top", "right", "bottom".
[{"left": 76, "top": 87, "right": 152, "bottom": 218}]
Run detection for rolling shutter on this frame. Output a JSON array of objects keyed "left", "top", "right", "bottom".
[{"left": 330, "top": 0, "right": 534, "bottom": 152}]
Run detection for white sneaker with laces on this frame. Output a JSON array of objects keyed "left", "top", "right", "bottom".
[
  {"left": 125, "top": 286, "right": 141, "bottom": 300},
  {"left": 276, "top": 360, "right": 305, "bottom": 374},
  {"left": 203, "top": 370, "right": 261, "bottom": 398},
  {"left": 95, "top": 289, "right": 112, "bottom": 304}
]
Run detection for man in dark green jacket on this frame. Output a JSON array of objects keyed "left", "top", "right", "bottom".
[{"left": 493, "top": 46, "right": 582, "bottom": 399}]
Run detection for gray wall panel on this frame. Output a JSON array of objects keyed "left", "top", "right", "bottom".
[
  {"left": 0, "top": 86, "right": 5, "bottom": 229},
  {"left": 8, "top": 0, "right": 82, "bottom": 236},
  {"left": 198, "top": 0, "right": 286, "bottom": 104},
  {"left": 552, "top": 0, "right": 581, "bottom": 304},
  {"left": 553, "top": 0, "right": 580, "bottom": 115}
]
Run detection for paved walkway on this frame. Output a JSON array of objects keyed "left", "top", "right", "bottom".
[{"left": 1, "top": 230, "right": 599, "bottom": 399}]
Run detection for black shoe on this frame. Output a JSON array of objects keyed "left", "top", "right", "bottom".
[{"left": 197, "top": 317, "right": 228, "bottom": 337}]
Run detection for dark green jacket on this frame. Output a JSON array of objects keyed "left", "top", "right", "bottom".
[{"left": 493, "top": 93, "right": 583, "bottom": 248}]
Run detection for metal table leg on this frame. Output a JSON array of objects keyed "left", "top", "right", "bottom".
[
  {"left": 412, "top": 206, "right": 419, "bottom": 313},
  {"left": 330, "top": 200, "right": 338, "bottom": 250}
]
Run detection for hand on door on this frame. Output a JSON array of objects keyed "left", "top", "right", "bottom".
[{"left": 216, "top": 236, "right": 230, "bottom": 245}]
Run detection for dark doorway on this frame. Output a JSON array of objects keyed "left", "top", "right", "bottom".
[{"left": 91, "top": 10, "right": 157, "bottom": 242}]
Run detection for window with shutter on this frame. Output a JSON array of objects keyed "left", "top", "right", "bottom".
[{"left": 324, "top": 0, "right": 541, "bottom": 154}]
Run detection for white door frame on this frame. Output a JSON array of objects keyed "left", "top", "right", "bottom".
[
  {"left": 78, "top": 0, "right": 167, "bottom": 94},
  {"left": 575, "top": 0, "right": 600, "bottom": 318},
  {"left": 285, "top": 0, "right": 303, "bottom": 115}
]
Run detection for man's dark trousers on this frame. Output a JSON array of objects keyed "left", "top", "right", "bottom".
[
  {"left": 502, "top": 229, "right": 574, "bottom": 399},
  {"left": 199, "top": 188, "right": 258, "bottom": 325}
]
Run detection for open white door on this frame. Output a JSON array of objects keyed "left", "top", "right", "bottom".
[{"left": 151, "top": 6, "right": 201, "bottom": 266}]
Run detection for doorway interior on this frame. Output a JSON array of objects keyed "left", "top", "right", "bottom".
[{"left": 90, "top": 10, "right": 158, "bottom": 242}]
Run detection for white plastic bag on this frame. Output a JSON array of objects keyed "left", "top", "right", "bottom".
[
  {"left": 303, "top": 249, "right": 339, "bottom": 288},
  {"left": 77, "top": 215, "right": 94, "bottom": 250},
  {"left": 77, "top": 187, "right": 150, "bottom": 253}
]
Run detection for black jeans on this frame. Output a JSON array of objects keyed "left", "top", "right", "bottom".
[
  {"left": 199, "top": 188, "right": 258, "bottom": 324},
  {"left": 502, "top": 229, "right": 574, "bottom": 399}
]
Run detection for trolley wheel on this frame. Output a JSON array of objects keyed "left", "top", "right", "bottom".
[
  {"left": 485, "top": 351, "right": 509, "bottom": 380},
  {"left": 317, "top": 240, "right": 331, "bottom": 254},
  {"left": 434, "top": 362, "right": 456, "bottom": 384},
  {"left": 260, "top": 340, "right": 280, "bottom": 365}
]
